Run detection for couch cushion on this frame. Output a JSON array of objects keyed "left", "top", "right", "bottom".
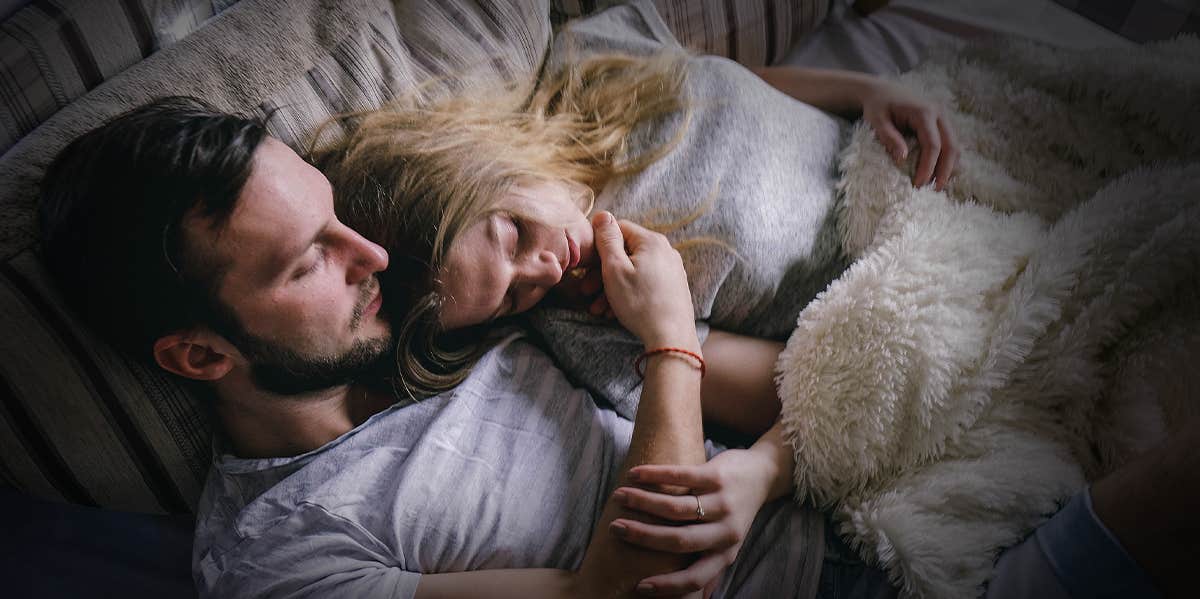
[
  {"left": 551, "top": 0, "right": 833, "bottom": 66},
  {"left": 0, "top": 0, "right": 550, "bottom": 514},
  {"left": 0, "top": 249, "right": 213, "bottom": 513},
  {"left": 0, "top": 0, "right": 244, "bottom": 157}
]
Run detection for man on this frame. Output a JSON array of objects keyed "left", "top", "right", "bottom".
[{"left": 39, "top": 97, "right": 1190, "bottom": 598}]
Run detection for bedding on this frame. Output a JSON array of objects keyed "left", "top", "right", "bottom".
[{"left": 776, "top": 33, "right": 1200, "bottom": 598}]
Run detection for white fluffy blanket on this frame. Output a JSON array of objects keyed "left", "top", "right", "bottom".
[{"left": 776, "top": 36, "right": 1200, "bottom": 598}]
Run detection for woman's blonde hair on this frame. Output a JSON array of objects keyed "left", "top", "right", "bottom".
[{"left": 310, "top": 48, "right": 691, "bottom": 401}]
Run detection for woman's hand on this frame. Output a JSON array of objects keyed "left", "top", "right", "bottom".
[
  {"left": 549, "top": 265, "right": 613, "bottom": 318},
  {"left": 860, "top": 80, "right": 959, "bottom": 191},
  {"left": 591, "top": 211, "right": 696, "bottom": 348},
  {"left": 608, "top": 449, "right": 775, "bottom": 596}
]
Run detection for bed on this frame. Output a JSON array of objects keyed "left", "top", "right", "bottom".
[{"left": 0, "top": 0, "right": 1190, "bottom": 596}]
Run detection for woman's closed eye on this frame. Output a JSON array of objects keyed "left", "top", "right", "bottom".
[{"left": 502, "top": 212, "right": 523, "bottom": 259}]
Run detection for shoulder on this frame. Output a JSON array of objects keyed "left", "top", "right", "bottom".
[{"left": 195, "top": 500, "right": 409, "bottom": 598}]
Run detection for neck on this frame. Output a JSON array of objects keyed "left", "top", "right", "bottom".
[{"left": 213, "top": 370, "right": 393, "bottom": 459}]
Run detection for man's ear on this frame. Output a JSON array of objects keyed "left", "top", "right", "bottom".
[{"left": 152, "top": 330, "right": 238, "bottom": 381}]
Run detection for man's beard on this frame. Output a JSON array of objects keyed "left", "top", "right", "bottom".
[
  {"left": 207, "top": 276, "right": 394, "bottom": 396},
  {"left": 232, "top": 331, "right": 393, "bottom": 396}
]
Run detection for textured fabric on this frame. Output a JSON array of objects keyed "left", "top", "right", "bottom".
[
  {"left": 551, "top": 0, "right": 833, "bottom": 66},
  {"left": 777, "top": 35, "right": 1200, "bottom": 598},
  {"left": 194, "top": 333, "right": 825, "bottom": 599},
  {"left": 1054, "top": 0, "right": 1200, "bottom": 41},
  {"left": 1035, "top": 489, "right": 1161, "bottom": 599},
  {"left": 986, "top": 488, "right": 1161, "bottom": 599},
  {"left": 0, "top": 249, "right": 212, "bottom": 514},
  {"left": 0, "top": 0, "right": 551, "bottom": 514},
  {"left": 0, "top": 0, "right": 241, "bottom": 156},
  {"left": 528, "top": 0, "right": 849, "bottom": 423}
]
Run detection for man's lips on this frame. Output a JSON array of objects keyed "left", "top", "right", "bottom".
[{"left": 364, "top": 286, "right": 382, "bottom": 317}]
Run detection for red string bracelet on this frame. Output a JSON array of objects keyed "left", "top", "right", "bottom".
[{"left": 634, "top": 347, "right": 706, "bottom": 379}]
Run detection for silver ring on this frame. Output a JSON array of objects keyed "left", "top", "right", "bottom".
[{"left": 693, "top": 494, "right": 705, "bottom": 522}]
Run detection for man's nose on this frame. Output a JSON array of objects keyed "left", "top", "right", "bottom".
[{"left": 344, "top": 229, "right": 389, "bottom": 283}]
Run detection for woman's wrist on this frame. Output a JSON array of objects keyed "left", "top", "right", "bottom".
[
  {"left": 747, "top": 422, "right": 795, "bottom": 501},
  {"left": 641, "top": 322, "right": 701, "bottom": 353}
]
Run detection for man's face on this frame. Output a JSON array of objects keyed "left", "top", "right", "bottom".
[{"left": 191, "top": 137, "right": 393, "bottom": 395}]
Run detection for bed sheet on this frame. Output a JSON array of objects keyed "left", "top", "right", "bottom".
[{"left": 782, "top": 0, "right": 1135, "bottom": 75}]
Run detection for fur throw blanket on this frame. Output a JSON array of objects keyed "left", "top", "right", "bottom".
[{"left": 775, "top": 36, "right": 1200, "bottom": 598}]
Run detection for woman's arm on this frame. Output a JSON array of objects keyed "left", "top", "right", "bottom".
[
  {"left": 573, "top": 212, "right": 708, "bottom": 596},
  {"left": 606, "top": 421, "right": 797, "bottom": 595},
  {"left": 748, "top": 65, "right": 877, "bottom": 118},
  {"left": 582, "top": 329, "right": 796, "bottom": 595},
  {"left": 750, "top": 65, "right": 960, "bottom": 191},
  {"left": 418, "top": 212, "right": 707, "bottom": 599}
]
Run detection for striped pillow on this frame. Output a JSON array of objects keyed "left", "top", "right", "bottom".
[
  {"left": 0, "top": 250, "right": 213, "bottom": 514},
  {"left": 0, "top": 0, "right": 551, "bottom": 514},
  {"left": 551, "top": 0, "right": 833, "bottom": 66},
  {"left": 0, "top": 0, "right": 242, "bottom": 156}
]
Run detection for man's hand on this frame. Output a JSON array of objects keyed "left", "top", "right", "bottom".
[{"left": 860, "top": 81, "right": 959, "bottom": 191}]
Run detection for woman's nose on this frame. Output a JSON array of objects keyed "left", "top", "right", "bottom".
[{"left": 515, "top": 249, "right": 562, "bottom": 289}]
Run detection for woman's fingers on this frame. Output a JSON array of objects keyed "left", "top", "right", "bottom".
[
  {"left": 867, "top": 110, "right": 907, "bottom": 165},
  {"left": 629, "top": 463, "right": 718, "bottom": 491},
  {"left": 580, "top": 268, "right": 603, "bottom": 296},
  {"left": 932, "top": 115, "right": 958, "bottom": 191},
  {"left": 911, "top": 110, "right": 942, "bottom": 188},
  {"left": 591, "top": 211, "right": 632, "bottom": 270},
  {"left": 610, "top": 518, "right": 739, "bottom": 553},
  {"left": 614, "top": 487, "right": 726, "bottom": 522},
  {"left": 636, "top": 552, "right": 731, "bottom": 597},
  {"left": 588, "top": 293, "right": 609, "bottom": 317}
]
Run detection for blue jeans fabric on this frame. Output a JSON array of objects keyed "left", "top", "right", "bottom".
[{"left": 817, "top": 520, "right": 899, "bottom": 599}]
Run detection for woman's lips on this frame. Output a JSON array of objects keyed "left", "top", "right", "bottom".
[{"left": 567, "top": 233, "right": 579, "bottom": 270}]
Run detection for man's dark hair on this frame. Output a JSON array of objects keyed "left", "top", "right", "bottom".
[{"left": 38, "top": 96, "right": 269, "bottom": 358}]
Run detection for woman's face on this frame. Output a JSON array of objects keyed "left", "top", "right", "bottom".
[{"left": 438, "top": 180, "right": 597, "bottom": 330}]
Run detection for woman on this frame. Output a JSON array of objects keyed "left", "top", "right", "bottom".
[{"left": 313, "top": 2, "right": 957, "bottom": 594}]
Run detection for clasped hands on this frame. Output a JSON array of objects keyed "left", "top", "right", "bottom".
[{"left": 608, "top": 449, "right": 775, "bottom": 597}]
